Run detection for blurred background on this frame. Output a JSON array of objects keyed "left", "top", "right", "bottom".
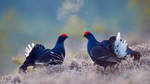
[{"left": 0, "top": 0, "right": 150, "bottom": 75}]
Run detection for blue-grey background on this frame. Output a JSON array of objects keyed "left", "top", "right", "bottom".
[{"left": 0, "top": 0, "right": 149, "bottom": 75}]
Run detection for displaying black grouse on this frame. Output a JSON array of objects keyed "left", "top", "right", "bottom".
[
  {"left": 19, "top": 33, "right": 68, "bottom": 72},
  {"left": 107, "top": 34, "right": 141, "bottom": 61},
  {"left": 84, "top": 31, "right": 141, "bottom": 71}
]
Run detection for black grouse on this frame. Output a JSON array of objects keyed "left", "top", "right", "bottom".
[
  {"left": 84, "top": 31, "right": 141, "bottom": 71},
  {"left": 19, "top": 33, "right": 68, "bottom": 72}
]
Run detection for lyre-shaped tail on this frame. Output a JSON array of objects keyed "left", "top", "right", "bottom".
[
  {"left": 114, "top": 32, "right": 127, "bottom": 58},
  {"left": 25, "top": 43, "right": 35, "bottom": 57}
]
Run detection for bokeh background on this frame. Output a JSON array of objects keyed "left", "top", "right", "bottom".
[{"left": 0, "top": 0, "right": 150, "bottom": 75}]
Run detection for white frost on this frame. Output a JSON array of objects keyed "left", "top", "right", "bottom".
[
  {"left": 114, "top": 32, "right": 127, "bottom": 58},
  {"left": 25, "top": 43, "right": 35, "bottom": 57}
]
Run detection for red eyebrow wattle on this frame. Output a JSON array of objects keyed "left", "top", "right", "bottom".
[
  {"left": 61, "top": 33, "right": 67, "bottom": 37},
  {"left": 84, "top": 31, "right": 90, "bottom": 35}
]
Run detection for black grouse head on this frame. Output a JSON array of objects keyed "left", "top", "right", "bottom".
[
  {"left": 57, "top": 33, "right": 68, "bottom": 42},
  {"left": 84, "top": 31, "right": 94, "bottom": 40}
]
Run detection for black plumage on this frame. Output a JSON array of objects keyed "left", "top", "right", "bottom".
[
  {"left": 84, "top": 31, "right": 141, "bottom": 71},
  {"left": 19, "top": 34, "right": 68, "bottom": 72},
  {"left": 90, "top": 45, "right": 120, "bottom": 71},
  {"left": 108, "top": 36, "right": 141, "bottom": 61}
]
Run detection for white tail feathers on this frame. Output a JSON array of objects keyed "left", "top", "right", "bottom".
[
  {"left": 25, "top": 43, "right": 35, "bottom": 57},
  {"left": 114, "top": 32, "right": 127, "bottom": 58}
]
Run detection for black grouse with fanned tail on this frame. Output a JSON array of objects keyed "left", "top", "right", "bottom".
[
  {"left": 84, "top": 31, "right": 141, "bottom": 71},
  {"left": 108, "top": 35, "right": 141, "bottom": 61},
  {"left": 19, "top": 34, "right": 68, "bottom": 72}
]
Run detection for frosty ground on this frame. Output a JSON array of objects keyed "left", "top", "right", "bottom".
[{"left": 1, "top": 42, "right": 150, "bottom": 84}]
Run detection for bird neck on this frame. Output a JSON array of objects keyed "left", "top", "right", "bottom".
[
  {"left": 88, "top": 35, "right": 99, "bottom": 45},
  {"left": 52, "top": 39, "right": 65, "bottom": 56},
  {"left": 87, "top": 35, "right": 99, "bottom": 55}
]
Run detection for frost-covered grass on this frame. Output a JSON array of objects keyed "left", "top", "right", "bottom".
[{"left": 1, "top": 42, "right": 150, "bottom": 84}]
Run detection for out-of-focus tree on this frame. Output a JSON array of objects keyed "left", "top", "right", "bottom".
[
  {"left": 128, "top": 0, "right": 150, "bottom": 33},
  {"left": 62, "top": 15, "right": 87, "bottom": 37},
  {"left": 0, "top": 8, "right": 22, "bottom": 74},
  {"left": 92, "top": 19, "right": 106, "bottom": 33},
  {"left": 0, "top": 29, "right": 5, "bottom": 57}
]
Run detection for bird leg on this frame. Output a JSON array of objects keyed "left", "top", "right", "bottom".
[
  {"left": 109, "top": 64, "right": 115, "bottom": 73},
  {"left": 102, "top": 66, "right": 107, "bottom": 74}
]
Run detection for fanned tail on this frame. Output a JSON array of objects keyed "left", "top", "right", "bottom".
[
  {"left": 25, "top": 43, "right": 35, "bottom": 57},
  {"left": 114, "top": 32, "right": 127, "bottom": 58},
  {"left": 20, "top": 43, "right": 45, "bottom": 72}
]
